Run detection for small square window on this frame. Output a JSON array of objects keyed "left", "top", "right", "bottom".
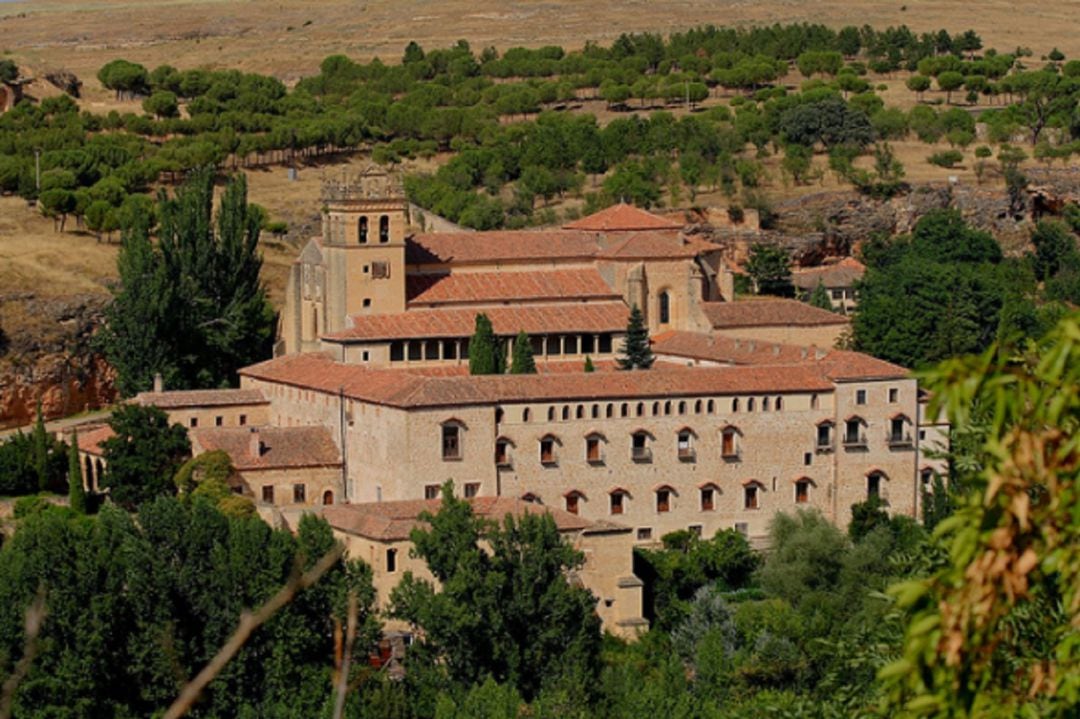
[
  {"left": 362, "top": 298, "right": 372, "bottom": 308},
  {"left": 261, "top": 485, "right": 274, "bottom": 503},
  {"left": 189, "top": 417, "right": 198, "bottom": 428},
  {"left": 464, "top": 482, "right": 480, "bottom": 498},
  {"left": 636, "top": 527, "right": 653, "bottom": 541},
  {"left": 888, "top": 388, "right": 899, "bottom": 403},
  {"left": 424, "top": 484, "right": 440, "bottom": 500},
  {"left": 688, "top": 524, "right": 703, "bottom": 537},
  {"left": 361, "top": 351, "right": 370, "bottom": 362},
  {"left": 293, "top": 483, "right": 306, "bottom": 504},
  {"left": 215, "top": 416, "right": 223, "bottom": 427}
]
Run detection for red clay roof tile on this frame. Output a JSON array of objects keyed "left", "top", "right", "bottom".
[
  {"left": 134, "top": 388, "right": 268, "bottom": 409},
  {"left": 702, "top": 299, "right": 850, "bottom": 329},
  {"left": 792, "top": 257, "right": 866, "bottom": 290},
  {"left": 563, "top": 203, "right": 684, "bottom": 232},
  {"left": 324, "top": 302, "right": 629, "bottom": 342},
  {"left": 407, "top": 231, "right": 600, "bottom": 264},
  {"left": 406, "top": 269, "right": 619, "bottom": 307},
  {"left": 191, "top": 426, "right": 341, "bottom": 470}
]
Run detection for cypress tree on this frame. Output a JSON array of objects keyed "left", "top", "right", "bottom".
[
  {"left": 617, "top": 306, "right": 654, "bottom": 370},
  {"left": 509, "top": 330, "right": 537, "bottom": 374},
  {"left": 584, "top": 356, "right": 596, "bottom": 372},
  {"left": 68, "top": 430, "right": 87, "bottom": 514},
  {"left": 468, "top": 313, "right": 502, "bottom": 375},
  {"left": 808, "top": 280, "right": 834, "bottom": 311}
]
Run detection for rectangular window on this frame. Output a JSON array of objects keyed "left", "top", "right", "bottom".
[
  {"left": 424, "top": 484, "right": 440, "bottom": 500},
  {"left": 610, "top": 493, "right": 624, "bottom": 515},
  {"left": 581, "top": 335, "right": 595, "bottom": 354},
  {"left": 215, "top": 416, "right": 223, "bottom": 427},
  {"left": 464, "top": 482, "right": 480, "bottom": 499},
  {"left": 495, "top": 441, "right": 510, "bottom": 467},
  {"left": 386, "top": 548, "right": 397, "bottom": 573},
  {"left": 371, "top": 261, "right": 390, "bottom": 279},
  {"left": 656, "top": 490, "right": 671, "bottom": 513},
  {"left": 868, "top": 475, "right": 881, "bottom": 498},
  {"left": 831, "top": 289, "right": 843, "bottom": 300},
  {"left": 390, "top": 342, "right": 405, "bottom": 362},
  {"left": 804, "top": 452, "right": 812, "bottom": 466},
  {"left": 721, "top": 431, "right": 737, "bottom": 458},
  {"left": 293, "top": 483, "right": 306, "bottom": 504},
  {"left": 795, "top": 481, "right": 810, "bottom": 504},
  {"left": 700, "top": 488, "right": 714, "bottom": 512},
  {"left": 855, "top": 389, "right": 867, "bottom": 405},
  {"left": 565, "top": 494, "right": 579, "bottom": 515},
  {"left": 598, "top": 334, "right": 613, "bottom": 353},
  {"left": 636, "top": 527, "right": 652, "bottom": 542},
  {"left": 817, "top": 424, "right": 832, "bottom": 448},
  {"left": 677, "top": 432, "right": 694, "bottom": 460},
  {"left": 688, "top": 524, "right": 703, "bottom": 538},
  {"left": 261, "top": 485, "right": 274, "bottom": 503},
  {"left": 442, "top": 340, "right": 457, "bottom": 360},
  {"left": 888, "top": 388, "right": 899, "bottom": 403},
  {"left": 586, "top": 437, "right": 603, "bottom": 463},
  {"left": 408, "top": 342, "right": 422, "bottom": 361},
  {"left": 631, "top": 433, "right": 651, "bottom": 462},
  {"left": 239, "top": 414, "right": 247, "bottom": 426},
  {"left": 424, "top": 340, "right": 440, "bottom": 360},
  {"left": 564, "top": 335, "right": 579, "bottom": 355},
  {"left": 442, "top": 425, "right": 461, "bottom": 460},
  {"left": 190, "top": 417, "right": 198, "bottom": 428},
  {"left": 546, "top": 335, "right": 562, "bottom": 356},
  {"left": 744, "top": 485, "right": 759, "bottom": 510}
]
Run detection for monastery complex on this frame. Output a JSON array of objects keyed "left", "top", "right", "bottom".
[{"left": 75, "top": 169, "right": 947, "bottom": 636}]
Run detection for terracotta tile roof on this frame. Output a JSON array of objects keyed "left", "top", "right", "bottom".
[
  {"left": 405, "top": 358, "right": 620, "bottom": 377},
  {"left": 134, "top": 388, "right": 268, "bottom": 409},
  {"left": 563, "top": 203, "right": 684, "bottom": 232},
  {"left": 652, "top": 331, "right": 821, "bottom": 366},
  {"left": 702, "top": 299, "right": 850, "bottom": 329},
  {"left": 598, "top": 231, "right": 718, "bottom": 260},
  {"left": 792, "top": 257, "right": 866, "bottom": 290},
  {"left": 240, "top": 353, "right": 836, "bottom": 409},
  {"left": 191, "top": 426, "right": 341, "bottom": 470},
  {"left": 324, "top": 302, "right": 629, "bottom": 342},
  {"left": 76, "top": 425, "right": 115, "bottom": 456},
  {"left": 652, "top": 331, "right": 909, "bottom": 380},
  {"left": 407, "top": 231, "right": 600, "bottom": 265},
  {"left": 323, "top": 496, "right": 608, "bottom": 541},
  {"left": 406, "top": 268, "right": 618, "bottom": 307}
]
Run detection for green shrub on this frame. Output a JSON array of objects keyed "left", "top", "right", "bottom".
[{"left": 927, "top": 150, "right": 964, "bottom": 168}]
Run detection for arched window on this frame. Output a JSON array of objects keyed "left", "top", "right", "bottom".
[
  {"left": 620, "top": 403, "right": 629, "bottom": 417},
  {"left": 659, "top": 291, "right": 671, "bottom": 324},
  {"left": 743, "top": 480, "right": 763, "bottom": 510},
  {"left": 547, "top": 407, "right": 556, "bottom": 422},
  {"left": 585, "top": 432, "right": 606, "bottom": 464},
  {"left": 655, "top": 484, "right": 675, "bottom": 513},
  {"left": 564, "top": 490, "right": 586, "bottom": 515},
  {"left": 748, "top": 397, "right": 756, "bottom": 412},
  {"left": 694, "top": 399, "right": 703, "bottom": 414},
  {"left": 867, "top": 471, "right": 887, "bottom": 499},
  {"left": 762, "top": 397, "right": 770, "bottom": 411},
  {"left": 636, "top": 402, "right": 645, "bottom": 417},
  {"left": 794, "top": 478, "right": 813, "bottom": 504},
  {"left": 706, "top": 399, "right": 715, "bottom": 413},
  {"left": 888, "top": 414, "right": 912, "bottom": 447},
  {"left": 677, "top": 401, "right": 687, "bottom": 415},
  {"left": 775, "top": 396, "right": 783, "bottom": 411},
  {"left": 811, "top": 393, "right": 820, "bottom": 410},
  {"left": 358, "top": 216, "right": 368, "bottom": 243},
  {"left": 522, "top": 408, "right": 531, "bottom": 423},
  {"left": 576, "top": 405, "right": 585, "bottom": 419},
  {"left": 652, "top": 401, "right": 661, "bottom": 416},
  {"left": 609, "top": 488, "right": 629, "bottom": 515},
  {"left": 378, "top": 215, "right": 390, "bottom": 243},
  {"left": 732, "top": 398, "right": 740, "bottom": 413},
  {"left": 699, "top": 482, "right": 720, "bottom": 511},
  {"left": 539, "top": 435, "right": 559, "bottom": 465},
  {"left": 606, "top": 404, "right": 614, "bottom": 418},
  {"left": 322, "top": 490, "right": 334, "bottom": 505},
  {"left": 676, "top": 428, "right": 696, "bottom": 461},
  {"left": 664, "top": 400, "right": 673, "bottom": 415},
  {"left": 721, "top": 426, "right": 741, "bottom": 459},
  {"left": 843, "top": 416, "right": 867, "bottom": 447},
  {"left": 562, "top": 406, "right": 570, "bottom": 421},
  {"left": 631, "top": 431, "right": 653, "bottom": 462}
]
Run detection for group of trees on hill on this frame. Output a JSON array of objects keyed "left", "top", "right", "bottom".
[{"left": 4, "top": 24, "right": 1080, "bottom": 234}]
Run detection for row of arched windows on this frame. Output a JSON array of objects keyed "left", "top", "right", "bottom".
[
  {"left": 522, "top": 394, "right": 802, "bottom": 424},
  {"left": 494, "top": 427, "right": 742, "bottom": 467},
  {"left": 357, "top": 215, "right": 391, "bottom": 244}
]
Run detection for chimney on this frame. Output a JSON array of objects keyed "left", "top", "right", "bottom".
[
  {"left": 153, "top": 372, "right": 164, "bottom": 393},
  {"left": 249, "top": 427, "right": 262, "bottom": 458}
]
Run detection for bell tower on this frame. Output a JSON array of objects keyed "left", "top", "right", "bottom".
[{"left": 320, "top": 167, "right": 409, "bottom": 335}]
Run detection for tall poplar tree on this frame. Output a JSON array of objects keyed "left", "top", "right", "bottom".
[
  {"left": 468, "top": 313, "right": 503, "bottom": 375},
  {"left": 67, "top": 430, "right": 87, "bottom": 514},
  {"left": 509, "top": 330, "right": 537, "bottom": 374},
  {"left": 99, "top": 168, "right": 276, "bottom": 395}
]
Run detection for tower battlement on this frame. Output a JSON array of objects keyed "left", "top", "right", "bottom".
[{"left": 321, "top": 166, "right": 405, "bottom": 204}]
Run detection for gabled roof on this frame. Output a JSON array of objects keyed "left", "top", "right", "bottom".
[
  {"left": 323, "top": 496, "right": 611, "bottom": 542},
  {"left": 563, "top": 203, "right": 684, "bottom": 232},
  {"left": 134, "top": 388, "right": 268, "bottom": 409},
  {"left": 406, "top": 269, "right": 619, "bottom": 307},
  {"left": 792, "top": 257, "right": 866, "bottom": 290},
  {"left": 191, "top": 426, "right": 341, "bottom": 470},
  {"left": 598, "top": 231, "right": 717, "bottom": 260},
  {"left": 239, "top": 353, "right": 836, "bottom": 410},
  {"left": 702, "top": 299, "right": 850, "bottom": 329},
  {"left": 406, "top": 231, "right": 599, "bottom": 265},
  {"left": 324, "top": 302, "right": 629, "bottom": 342},
  {"left": 76, "top": 425, "right": 115, "bottom": 457}
]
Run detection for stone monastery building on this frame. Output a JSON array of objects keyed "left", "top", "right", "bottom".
[{"left": 77, "top": 169, "right": 946, "bottom": 636}]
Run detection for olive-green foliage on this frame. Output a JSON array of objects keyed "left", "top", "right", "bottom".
[
  {"left": 100, "top": 404, "right": 191, "bottom": 508},
  {"left": 97, "top": 168, "right": 276, "bottom": 396},
  {"left": 67, "top": 430, "right": 87, "bottom": 514},
  {"left": 0, "top": 497, "right": 377, "bottom": 717},
  {"left": 0, "top": 427, "right": 67, "bottom": 497},
  {"left": 746, "top": 243, "right": 794, "bottom": 297},
  {"left": 509, "top": 330, "right": 537, "bottom": 374},
  {"left": 807, "top": 280, "right": 833, "bottom": 311},
  {"left": 173, "top": 449, "right": 255, "bottom": 518},
  {"left": 390, "top": 485, "right": 602, "bottom": 703},
  {"left": 883, "top": 312, "right": 1080, "bottom": 716}
]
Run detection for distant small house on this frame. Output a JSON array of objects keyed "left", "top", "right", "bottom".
[{"left": 792, "top": 257, "right": 866, "bottom": 314}]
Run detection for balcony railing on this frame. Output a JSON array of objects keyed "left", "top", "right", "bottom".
[
  {"left": 842, "top": 433, "right": 868, "bottom": 449},
  {"left": 631, "top": 446, "right": 653, "bottom": 462},
  {"left": 677, "top": 447, "right": 696, "bottom": 462},
  {"left": 887, "top": 432, "right": 914, "bottom": 449},
  {"left": 815, "top": 439, "right": 834, "bottom": 453}
]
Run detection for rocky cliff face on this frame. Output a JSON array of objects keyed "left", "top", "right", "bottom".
[{"left": 0, "top": 293, "right": 117, "bottom": 429}]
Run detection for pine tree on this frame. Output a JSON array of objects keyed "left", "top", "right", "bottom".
[
  {"left": 808, "top": 280, "right": 834, "bottom": 311},
  {"left": 468, "top": 313, "right": 502, "bottom": 375},
  {"left": 584, "top": 356, "right": 596, "bottom": 372},
  {"left": 68, "top": 430, "right": 87, "bottom": 514},
  {"left": 509, "top": 330, "right": 537, "bottom": 374},
  {"left": 617, "top": 306, "right": 654, "bottom": 370}
]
